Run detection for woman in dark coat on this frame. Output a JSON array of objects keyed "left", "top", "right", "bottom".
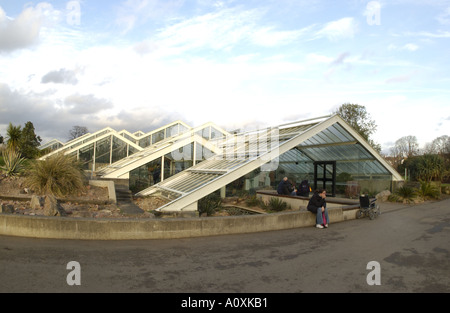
[{"left": 307, "top": 189, "right": 329, "bottom": 228}]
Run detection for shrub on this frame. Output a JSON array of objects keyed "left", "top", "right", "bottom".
[
  {"left": 402, "top": 154, "right": 445, "bottom": 182},
  {"left": 417, "top": 154, "right": 444, "bottom": 182},
  {"left": 198, "top": 192, "right": 222, "bottom": 216},
  {"left": 389, "top": 186, "right": 417, "bottom": 203},
  {"left": 0, "top": 148, "right": 26, "bottom": 177},
  {"left": 245, "top": 195, "right": 262, "bottom": 207},
  {"left": 267, "top": 197, "right": 289, "bottom": 212},
  {"left": 416, "top": 180, "right": 440, "bottom": 200},
  {"left": 25, "top": 153, "right": 86, "bottom": 197}
]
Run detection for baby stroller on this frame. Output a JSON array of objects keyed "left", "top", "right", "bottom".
[{"left": 357, "top": 194, "right": 380, "bottom": 220}]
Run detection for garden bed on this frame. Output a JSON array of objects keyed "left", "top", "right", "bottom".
[{"left": 0, "top": 176, "right": 150, "bottom": 219}]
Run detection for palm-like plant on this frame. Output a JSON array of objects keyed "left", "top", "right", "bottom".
[
  {"left": 6, "top": 123, "right": 22, "bottom": 152},
  {"left": 417, "top": 154, "right": 444, "bottom": 182},
  {"left": 389, "top": 186, "right": 417, "bottom": 203},
  {"left": 0, "top": 148, "right": 26, "bottom": 177},
  {"left": 416, "top": 180, "right": 440, "bottom": 200}
]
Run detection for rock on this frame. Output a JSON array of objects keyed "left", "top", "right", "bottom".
[
  {"left": 43, "top": 195, "right": 67, "bottom": 217},
  {"left": 30, "top": 195, "right": 44, "bottom": 210},
  {"left": 142, "top": 212, "right": 155, "bottom": 218},
  {"left": 1, "top": 204, "right": 15, "bottom": 214},
  {"left": 376, "top": 190, "right": 391, "bottom": 202}
]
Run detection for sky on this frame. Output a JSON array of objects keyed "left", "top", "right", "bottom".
[{"left": 0, "top": 0, "right": 449, "bottom": 155}]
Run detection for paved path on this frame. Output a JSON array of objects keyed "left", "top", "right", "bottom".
[
  {"left": 117, "top": 201, "right": 145, "bottom": 214},
  {"left": 0, "top": 198, "right": 449, "bottom": 293}
]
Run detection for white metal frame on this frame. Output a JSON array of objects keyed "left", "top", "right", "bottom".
[{"left": 96, "top": 122, "right": 230, "bottom": 179}]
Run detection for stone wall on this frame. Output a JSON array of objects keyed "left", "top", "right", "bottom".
[{"left": 0, "top": 206, "right": 360, "bottom": 240}]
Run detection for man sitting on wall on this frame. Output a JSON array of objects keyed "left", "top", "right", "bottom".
[{"left": 277, "top": 177, "right": 294, "bottom": 195}]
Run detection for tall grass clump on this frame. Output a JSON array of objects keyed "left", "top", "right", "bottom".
[
  {"left": 267, "top": 197, "right": 290, "bottom": 212},
  {"left": 25, "top": 153, "right": 86, "bottom": 197}
]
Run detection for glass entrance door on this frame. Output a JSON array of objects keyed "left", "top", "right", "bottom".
[{"left": 314, "top": 161, "right": 336, "bottom": 197}]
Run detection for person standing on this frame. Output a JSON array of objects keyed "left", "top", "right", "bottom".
[{"left": 307, "top": 189, "right": 329, "bottom": 228}]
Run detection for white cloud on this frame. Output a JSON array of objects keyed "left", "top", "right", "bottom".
[
  {"left": 305, "top": 53, "right": 334, "bottom": 64},
  {"left": 405, "top": 30, "right": 450, "bottom": 38},
  {"left": 0, "top": 6, "right": 42, "bottom": 52},
  {"left": 153, "top": 8, "right": 259, "bottom": 54},
  {"left": 436, "top": 7, "right": 450, "bottom": 25},
  {"left": 114, "top": 0, "right": 184, "bottom": 34},
  {"left": 0, "top": 2, "right": 65, "bottom": 53},
  {"left": 146, "top": 7, "right": 314, "bottom": 55},
  {"left": 388, "top": 43, "right": 419, "bottom": 51},
  {"left": 403, "top": 43, "right": 419, "bottom": 51},
  {"left": 250, "top": 25, "right": 314, "bottom": 47},
  {"left": 314, "top": 17, "right": 357, "bottom": 41}
]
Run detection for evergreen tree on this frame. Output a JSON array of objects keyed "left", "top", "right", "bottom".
[{"left": 20, "top": 121, "right": 42, "bottom": 159}]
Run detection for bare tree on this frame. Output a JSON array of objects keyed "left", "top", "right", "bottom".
[
  {"left": 427, "top": 135, "right": 450, "bottom": 155},
  {"left": 69, "top": 126, "right": 89, "bottom": 140},
  {"left": 391, "top": 135, "right": 419, "bottom": 159},
  {"left": 389, "top": 144, "right": 404, "bottom": 169}
]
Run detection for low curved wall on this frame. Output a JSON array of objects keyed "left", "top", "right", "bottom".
[
  {"left": 0, "top": 206, "right": 359, "bottom": 240},
  {"left": 256, "top": 190, "right": 360, "bottom": 209}
]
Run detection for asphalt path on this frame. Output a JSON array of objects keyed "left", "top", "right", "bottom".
[{"left": 0, "top": 198, "right": 449, "bottom": 293}]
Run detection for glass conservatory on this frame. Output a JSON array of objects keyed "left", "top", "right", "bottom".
[
  {"left": 40, "top": 114, "right": 403, "bottom": 212},
  {"left": 136, "top": 115, "right": 403, "bottom": 212}
]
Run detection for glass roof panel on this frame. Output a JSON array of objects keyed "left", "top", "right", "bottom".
[
  {"left": 211, "top": 127, "right": 227, "bottom": 139},
  {"left": 328, "top": 124, "right": 354, "bottom": 142}
]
